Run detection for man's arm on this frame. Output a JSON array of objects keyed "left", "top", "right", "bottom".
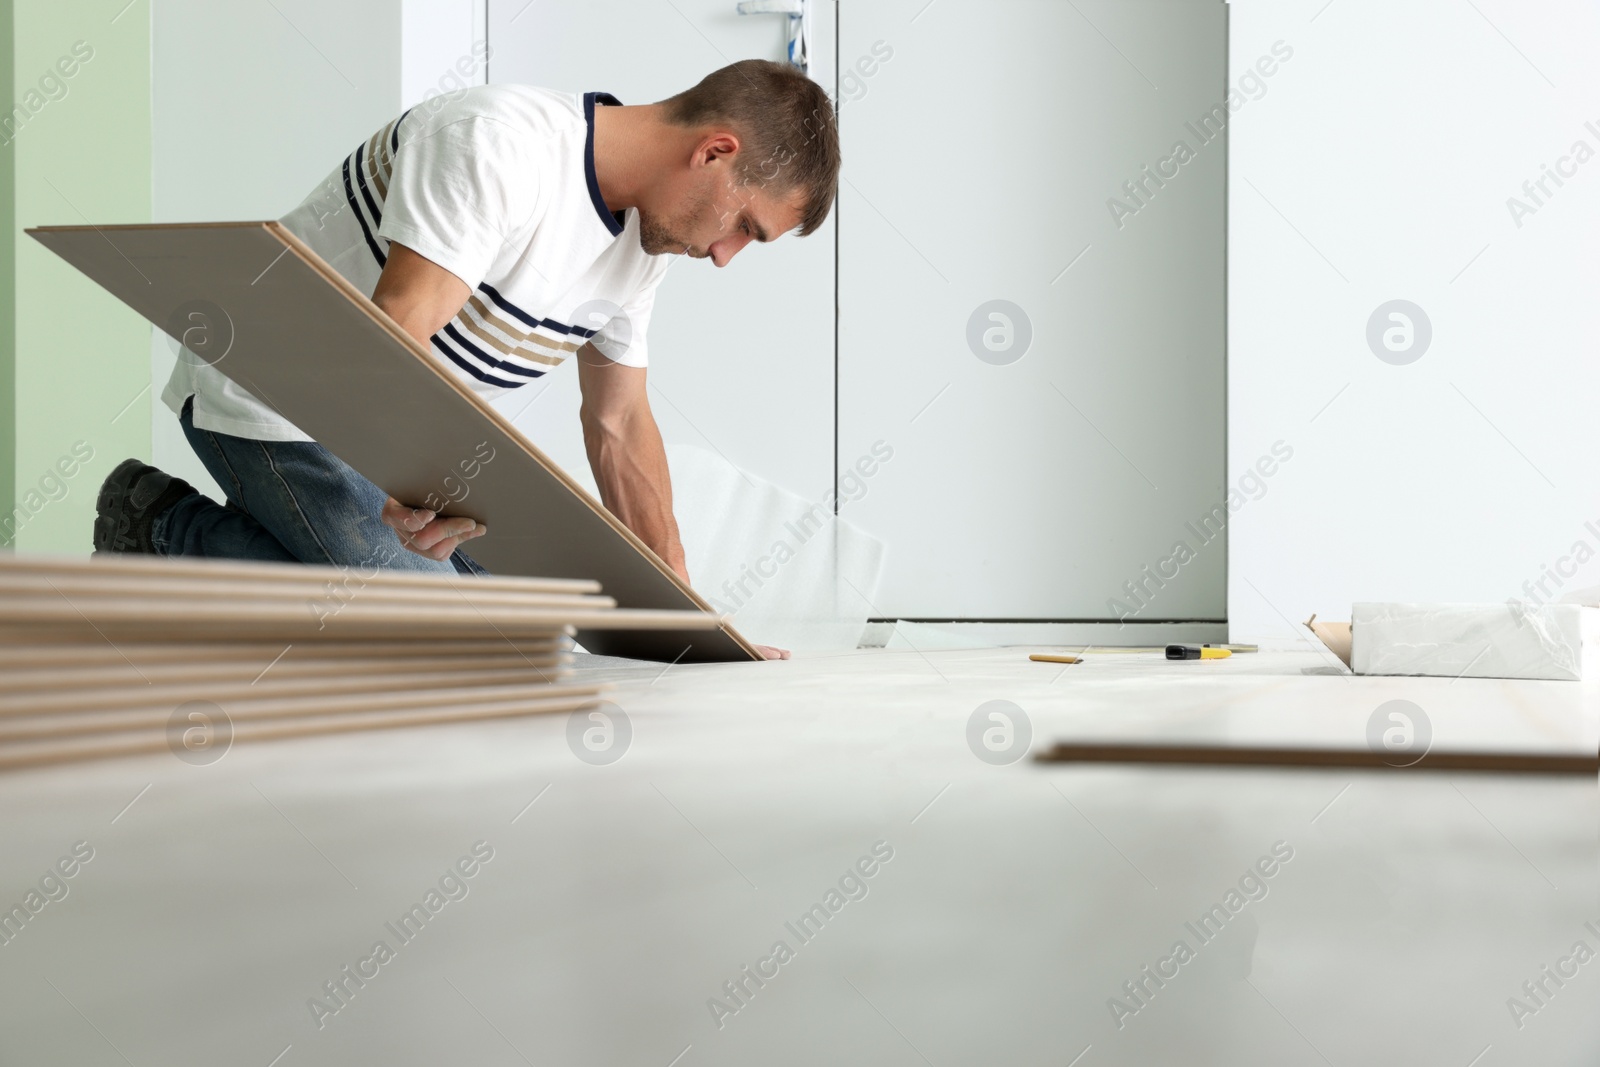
[
  {"left": 576, "top": 343, "right": 689, "bottom": 583},
  {"left": 577, "top": 348, "right": 794, "bottom": 660},
  {"left": 371, "top": 243, "right": 489, "bottom": 561}
]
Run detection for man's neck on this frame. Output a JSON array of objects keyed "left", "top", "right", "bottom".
[{"left": 591, "top": 104, "right": 675, "bottom": 212}]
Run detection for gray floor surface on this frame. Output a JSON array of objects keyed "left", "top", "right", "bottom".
[{"left": 1, "top": 647, "right": 1596, "bottom": 1066}]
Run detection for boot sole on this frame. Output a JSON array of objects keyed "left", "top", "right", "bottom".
[{"left": 93, "top": 459, "right": 157, "bottom": 555}]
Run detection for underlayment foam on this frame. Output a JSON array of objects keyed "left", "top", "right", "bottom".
[
  {"left": 668, "top": 444, "right": 885, "bottom": 653},
  {"left": 1351, "top": 601, "right": 1600, "bottom": 681}
]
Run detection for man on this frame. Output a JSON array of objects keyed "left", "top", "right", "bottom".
[{"left": 92, "top": 60, "right": 838, "bottom": 658}]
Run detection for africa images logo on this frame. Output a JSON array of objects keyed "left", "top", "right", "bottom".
[{"left": 1365, "top": 700, "right": 1431, "bottom": 767}]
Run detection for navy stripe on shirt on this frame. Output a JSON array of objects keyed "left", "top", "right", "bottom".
[
  {"left": 431, "top": 335, "right": 528, "bottom": 389},
  {"left": 343, "top": 154, "right": 387, "bottom": 269},
  {"left": 441, "top": 323, "right": 548, "bottom": 379},
  {"left": 346, "top": 108, "right": 413, "bottom": 271},
  {"left": 391, "top": 107, "right": 411, "bottom": 153},
  {"left": 477, "top": 283, "right": 597, "bottom": 337},
  {"left": 353, "top": 142, "right": 384, "bottom": 228}
]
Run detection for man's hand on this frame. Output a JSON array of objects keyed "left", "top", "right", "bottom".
[
  {"left": 756, "top": 644, "right": 791, "bottom": 660},
  {"left": 380, "top": 496, "right": 487, "bottom": 561}
]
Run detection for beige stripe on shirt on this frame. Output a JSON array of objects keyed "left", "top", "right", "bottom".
[{"left": 456, "top": 295, "right": 582, "bottom": 364}]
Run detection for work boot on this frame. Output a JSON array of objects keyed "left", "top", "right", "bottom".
[{"left": 93, "top": 458, "right": 197, "bottom": 555}]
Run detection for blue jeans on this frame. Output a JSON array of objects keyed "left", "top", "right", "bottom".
[{"left": 154, "top": 395, "right": 486, "bottom": 576}]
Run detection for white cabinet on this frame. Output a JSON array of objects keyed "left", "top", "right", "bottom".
[{"left": 836, "top": 0, "right": 1228, "bottom": 622}]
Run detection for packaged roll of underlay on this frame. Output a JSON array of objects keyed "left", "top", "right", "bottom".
[{"left": 1350, "top": 601, "right": 1600, "bottom": 682}]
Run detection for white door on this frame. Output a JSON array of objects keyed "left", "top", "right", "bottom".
[{"left": 836, "top": 0, "right": 1228, "bottom": 626}]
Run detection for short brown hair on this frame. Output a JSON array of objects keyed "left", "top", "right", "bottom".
[{"left": 660, "top": 59, "right": 840, "bottom": 236}]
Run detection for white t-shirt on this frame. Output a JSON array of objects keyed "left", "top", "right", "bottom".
[{"left": 162, "top": 86, "right": 670, "bottom": 442}]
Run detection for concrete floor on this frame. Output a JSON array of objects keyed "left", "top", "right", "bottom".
[{"left": 0, "top": 647, "right": 1596, "bottom": 1066}]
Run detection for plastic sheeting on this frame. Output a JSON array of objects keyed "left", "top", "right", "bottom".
[
  {"left": 670, "top": 444, "right": 885, "bottom": 653},
  {"left": 1350, "top": 601, "right": 1600, "bottom": 682},
  {"left": 884, "top": 620, "right": 999, "bottom": 652}
]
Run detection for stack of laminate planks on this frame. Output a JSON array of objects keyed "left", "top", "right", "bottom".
[{"left": 0, "top": 553, "right": 721, "bottom": 769}]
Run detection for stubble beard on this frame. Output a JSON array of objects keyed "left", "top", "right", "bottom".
[
  {"left": 638, "top": 210, "right": 693, "bottom": 257},
  {"left": 638, "top": 185, "right": 723, "bottom": 258}
]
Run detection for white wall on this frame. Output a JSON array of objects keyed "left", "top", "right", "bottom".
[
  {"left": 401, "top": 0, "right": 487, "bottom": 109},
  {"left": 1229, "top": 0, "right": 1600, "bottom": 643}
]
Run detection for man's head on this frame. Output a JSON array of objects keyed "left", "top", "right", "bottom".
[{"left": 640, "top": 59, "right": 840, "bottom": 266}]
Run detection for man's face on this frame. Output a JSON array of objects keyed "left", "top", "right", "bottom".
[{"left": 638, "top": 147, "right": 806, "bottom": 267}]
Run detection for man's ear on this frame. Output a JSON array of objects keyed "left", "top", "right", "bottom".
[{"left": 693, "top": 131, "right": 740, "bottom": 169}]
